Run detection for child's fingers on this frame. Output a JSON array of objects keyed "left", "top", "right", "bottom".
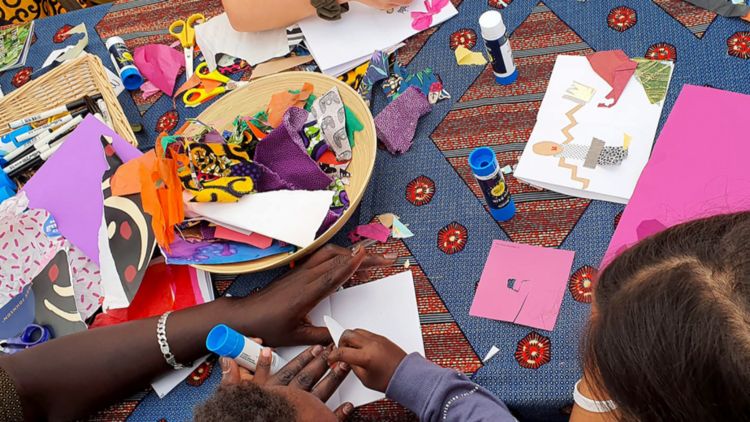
[
  {"left": 338, "top": 329, "right": 372, "bottom": 349},
  {"left": 252, "top": 348, "right": 273, "bottom": 384},
  {"left": 313, "top": 362, "right": 352, "bottom": 402},
  {"left": 333, "top": 402, "right": 354, "bottom": 421},
  {"left": 290, "top": 344, "right": 334, "bottom": 391},
  {"left": 238, "top": 365, "right": 254, "bottom": 381},
  {"left": 220, "top": 357, "right": 242, "bottom": 385},
  {"left": 327, "top": 347, "right": 369, "bottom": 367}
]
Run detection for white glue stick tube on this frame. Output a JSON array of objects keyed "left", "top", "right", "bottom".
[{"left": 206, "top": 324, "right": 287, "bottom": 374}]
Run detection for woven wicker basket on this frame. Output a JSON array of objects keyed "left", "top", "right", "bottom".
[
  {"left": 0, "top": 54, "right": 137, "bottom": 147},
  {"left": 184, "top": 72, "right": 377, "bottom": 274}
]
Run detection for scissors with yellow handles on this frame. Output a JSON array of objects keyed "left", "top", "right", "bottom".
[
  {"left": 169, "top": 13, "right": 205, "bottom": 80},
  {"left": 183, "top": 62, "right": 249, "bottom": 107}
]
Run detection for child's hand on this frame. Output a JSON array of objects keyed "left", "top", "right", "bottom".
[
  {"left": 327, "top": 329, "right": 407, "bottom": 393},
  {"left": 356, "top": 0, "right": 413, "bottom": 11}
]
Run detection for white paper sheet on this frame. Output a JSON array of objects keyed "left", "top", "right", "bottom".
[
  {"left": 184, "top": 190, "right": 334, "bottom": 248},
  {"left": 195, "top": 13, "right": 289, "bottom": 71},
  {"left": 151, "top": 355, "right": 209, "bottom": 398},
  {"left": 514, "top": 56, "right": 673, "bottom": 204},
  {"left": 299, "top": 2, "right": 457, "bottom": 74},
  {"left": 277, "top": 271, "right": 424, "bottom": 409}
]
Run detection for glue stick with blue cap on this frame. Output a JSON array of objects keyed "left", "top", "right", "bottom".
[
  {"left": 470, "top": 146, "right": 515, "bottom": 221},
  {"left": 479, "top": 10, "right": 518, "bottom": 86},
  {"left": 206, "top": 324, "right": 287, "bottom": 374},
  {"left": 105, "top": 36, "right": 143, "bottom": 91}
]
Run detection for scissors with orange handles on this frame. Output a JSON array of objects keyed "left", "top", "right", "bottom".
[
  {"left": 169, "top": 13, "right": 205, "bottom": 80},
  {"left": 183, "top": 62, "right": 249, "bottom": 107}
]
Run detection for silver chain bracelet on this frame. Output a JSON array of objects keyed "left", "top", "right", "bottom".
[{"left": 157, "top": 311, "right": 190, "bottom": 370}]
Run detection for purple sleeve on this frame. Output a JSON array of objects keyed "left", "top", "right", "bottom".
[{"left": 385, "top": 353, "right": 516, "bottom": 422}]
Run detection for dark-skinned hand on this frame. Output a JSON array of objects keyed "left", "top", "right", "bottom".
[
  {"left": 255, "top": 345, "right": 353, "bottom": 421},
  {"left": 229, "top": 244, "right": 398, "bottom": 348},
  {"left": 327, "top": 329, "right": 407, "bottom": 393}
]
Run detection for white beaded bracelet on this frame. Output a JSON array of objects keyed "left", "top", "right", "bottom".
[{"left": 573, "top": 380, "right": 617, "bottom": 413}]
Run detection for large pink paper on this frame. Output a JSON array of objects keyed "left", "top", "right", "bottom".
[
  {"left": 214, "top": 226, "right": 274, "bottom": 249},
  {"left": 133, "top": 44, "right": 185, "bottom": 97},
  {"left": 22, "top": 116, "right": 142, "bottom": 266},
  {"left": 470, "top": 240, "right": 575, "bottom": 331},
  {"left": 604, "top": 85, "right": 750, "bottom": 266}
]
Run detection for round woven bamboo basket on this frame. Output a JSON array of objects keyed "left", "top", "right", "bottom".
[{"left": 185, "top": 72, "right": 376, "bottom": 274}]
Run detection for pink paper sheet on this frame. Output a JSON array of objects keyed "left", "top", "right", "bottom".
[
  {"left": 22, "top": 116, "right": 142, "bottom": 266},
  {"left": 348, "top": 223, "right": 391, "bottom": 243},
  {"left": 188, "top": 267, "right": 205, "bottom": 305},
  {"left": 470, "top": 240, "right": 575, "bottom": 331},
  {"left": 133, "top": 44, "right": 185, "bottom": 97},
  {"left": 214, "top": 226, "right": 274, "bottom": 250},
  {"left": 604, "top": 85, "right": 750, "bottom": 266}
]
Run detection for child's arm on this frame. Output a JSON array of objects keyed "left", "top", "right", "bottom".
[
  {"left": 329, "top": 329, "right": 517, "bottom": 422},
  {"left": 223, "top": 0, "right": 414, "bottom": 32}
]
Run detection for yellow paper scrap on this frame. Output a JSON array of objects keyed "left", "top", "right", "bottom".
[{"left": 455, "top": 46, "right": 487, "bottom": 66}]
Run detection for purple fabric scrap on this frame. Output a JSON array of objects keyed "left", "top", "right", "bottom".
[
  {"left": 374, "top": 85, "right": 431, "bottom": 155},
  {"left": 254, "top": 107, "right": 333, "bottom": 191}
]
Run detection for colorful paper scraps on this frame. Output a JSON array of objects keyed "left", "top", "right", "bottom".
[
  {"left": 100, "top": 136, "right": 157, "bottom": 308},
  {"left": 140, "top": 81, "right": 161, "bottom": 100},
  {"left": 349, "top": 222, "right": 391, "bottom": 243},
  {"left": 411, "top": 0, "right": 451, "bottom": 31},
  {"left": 32, "top": 250, "right": 87, "bottom": 337},
  {"left": 90, "top": 259, "right": 210, "bottom": 329},
  {"left": 267, "top": 82, "right": 314, "bottom": 128},
  {"left": 470, "top": 240, "right": 575, "bottom": 331},
  {"left": 382, "top": 62, "right": 448, "bottom": 104},
  {"left": 133, "top": 44, "right": 186, "bottom": 96},
  {"left": 22, "top": 115, "right": 141, "bottom": 268},
  {"left": 214, "top": 226, "right": 274, "bottom": 249},
  {"left": 0, "top": 192, "right": 101, "bottom": 317},
  {"left": 255, "top": 107, "right": 333, "bottom": 192},
  {"left": 345, "top": 106, "right": 363, "bottom": 147},
  {"left": 586, "top": 50, "right": 638, "bottom": 108},
  {"left": 392, "top": 217, "right": 414, "bottom": 239},
  {"left": 454, "top": 46, "right": 487, "bottom": 65},
  {"left": 633, "top": 57, "right": 673, "bottom": 104},
  {"left": 163, "top": 233, "right": 294, "bottom": 265},
  {"left": 374, "top": 85, "right": 431, "bottom": 155},
  {"left": 311, "top": 86, "right": 352, "bottom": 161},
  {"left": 184, "top": 189, "right": 335, "bottom": 248},
  {"left": 135, "top": 136, "right": 185, "bottom": 252},
  {"left": 359, "top": 50, "right": 390, "bottom": 105}
]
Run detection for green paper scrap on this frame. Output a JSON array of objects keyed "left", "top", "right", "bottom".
[
  {"left": 392, "top": 218, "right": 413, "bottom": 239},
  {"left": 344, "top": 106, "right": 363, "bottom": 148},
  {"left": 633, "top": 58, "right": 672, "bottom": 105},
  {"left": 305, "top": 93, "right": 316, "bottom": 112}
]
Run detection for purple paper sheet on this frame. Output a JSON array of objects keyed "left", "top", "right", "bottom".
[{"left": 22, "top": 116, "right": 142, "bottom": 266}]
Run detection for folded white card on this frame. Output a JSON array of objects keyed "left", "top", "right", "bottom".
[
  {"left": 184, "top": 190, "right": 334, "bottom": 248},
  {"left": 277, "top": 271, "right": 425, "bottom": 409}
]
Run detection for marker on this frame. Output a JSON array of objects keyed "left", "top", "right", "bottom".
[
  {"left": 14, "top": 108, "right": 87, "bottom": 144},
  {"left": 3, "top": 115, "right": 83, "bottom": 164},
  {"left": 6, "top": 135, "right": 69, "bottom": 179},
  {"left": 7, "top": 94, "right": 102, "bottom": 129}
]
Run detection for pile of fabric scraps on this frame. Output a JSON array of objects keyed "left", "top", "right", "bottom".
[
  {"left": 340, "top": 50, "right": 442, "bottom": 155},
  {"left": 109, "top": 81, "right": 364, "bottom": 266},
  {"left": 349, "top": 213, "right": 414, "bottom": 244}
]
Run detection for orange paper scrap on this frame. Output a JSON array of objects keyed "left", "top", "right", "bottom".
[{"left": 266, "top": 82, "right": 314, "bottom": 128}]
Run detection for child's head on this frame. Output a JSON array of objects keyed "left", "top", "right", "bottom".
[
  {"left": 585, "top": 212, "right": 750, "bottom": 421},
  {"left": 194, "top": 380, "right": 339, "bottom": 422}
]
